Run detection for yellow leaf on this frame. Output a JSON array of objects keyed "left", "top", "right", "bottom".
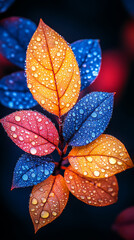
[
  {"left": 64, "top": 166, "right": 119, "bottom": 206},
  {"left": 26, "top": 19, "right": 80, "bottom": 117},
  {"left": 68, "top": 134, "right": 133, "bottom": 178},
  {"left": 29, "top": 174, "right": 69, "bottom": 233}
]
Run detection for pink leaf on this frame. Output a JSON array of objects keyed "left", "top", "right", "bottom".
[
  {"left": 112, "top": 207, "right": 134, "bottom": 240},
  {"left": 1, "top": 110, "right": 59, "bottom": 156}
]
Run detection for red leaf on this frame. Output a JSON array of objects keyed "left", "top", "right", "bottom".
[
  {"left": 1, "top": 110, "right": 59, "bottom": 156},
  {"left": 112, "top": 207, "right": 134, "bottom": 240},
  {"left": 29, "top": 174, "right": 69, "bottom": 233},
  {"left": 64, "top": 166, "right": 119, "bottom": 206}
]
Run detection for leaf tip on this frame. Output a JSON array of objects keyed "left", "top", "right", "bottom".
[{"left": 11, "top": 185, "right": 14, "bottom": 191}]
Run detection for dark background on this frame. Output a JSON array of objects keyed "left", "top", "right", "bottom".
[{"left": 0, "top": 0, "right": 134, "bottom": 240}]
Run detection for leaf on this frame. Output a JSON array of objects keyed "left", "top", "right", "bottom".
[
  {"left": 68, "top": 134, "right": 133, "bottom": 178},
  {"left": 26, "top": 19, "right": 81, "bottom": 117},
  {"left": 0, "top": 71, "right": 37, "bottom": 109},
  {"left": 63, "top": 92, "right": 114, "bottom": 146},
  {"left": 29, "top": 174, "right": 69, "bottom": 233},
  {"left": 1, "top": 110, "right": 59, "bottom": 156},
  {"left": 12, "top": 153, "right": 55, "bottom": 189},
  {"left": 64, "top": 166, "right": 118, "bottom": 206},
  {"left": 0, "top": 17, "right": 36, "bottom": 68},
  {"left": 112, "top": 207, "right": 134, "bottom": 240},
  {"left": 71, "top": 39, "right": 101, "bottom": 90},
  {"left": 0, "top": 0, "right": 14, "bottom": 13}
]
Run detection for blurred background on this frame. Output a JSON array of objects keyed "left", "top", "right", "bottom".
[{"left": 0, "top": 0, "right": 134, "bottom": 239}]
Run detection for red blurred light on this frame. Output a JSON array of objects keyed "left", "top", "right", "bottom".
[
  {"left": 122, "top": 20, "right": 134, "bottom": 57},
  {"left": 90, "top": 50, "right": 128, "bottom": 97}
]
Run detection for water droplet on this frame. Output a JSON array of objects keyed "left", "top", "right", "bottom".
[
  {"left": 66, "top": 103, "right": 70, "bottom": 107},
  {"left": 36, "top": 37, "right": 41, "bottom": 42},
  {"left": 117, "top": 161, "right": 122, "bottom": 165},
  {"left": 41, "top": 210, "right": 49, "bottom": 218},
  {"left": 11, "top": 126, "right": 16, "bottom": 131},
  {"left": 109, "top": 158, "right": 116, "bottom": 165},
  {"left": 19, "top": 136, "right": 23, "bottom": 141},
  {"left": 87, "top": 157, "right": 93, "bottom": 162},
  {"left": 15, "top": 115, "right": 21, "bottom": 122},
  {"left": 31, "top": 66, "right": 36, "bottom": 71},
  {"left": 22, "top": 174, "right": 28, "bottom": 181},
  {"left": 91, "top": 112, "right": 97, "bottom": 118},
  {"left": 79, "top": 109, "right": 84, "bottom": 114},
  {"left": 94, "top": 170, "right": 100, "bottom": 177},
  {"left": 69, "top": 175, "right": 73, "bottom": 180},
  {"left": 32, "top": 198, "right": 38, "bottom": 205},
  {"left": 30, "top": 147, "right": 37, "bottom": 155},
  {"left": 13, "top": 133, "right": 17, "bottom": 138},
  {"left": 84, "top": 171, "right": 88, "bottom": 176},
  {"left": 41, "top": 198, "right": 47, "bottom": 203},
  {"left": 52, "top": 211, "right": 57, "bottom": 216},
  {"left": 50, "top": 192, "right": 55, "bottom": 197},
  {"left": 28, "top": 83, "right": 32, "bottom": 89}
]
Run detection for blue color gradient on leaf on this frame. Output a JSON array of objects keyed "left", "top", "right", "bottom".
[
  {"left": 0, "top": 17, "right": 36, "bottom": 68},
  {"left": 71, "top": 39, "right": 101, "bottom": 90},
  {"left": 0, "top": 71, "right": 37, "bottom": 109},
  {"left": 12, "top": 153, "right": 55, "bottom": 188},
  {"left": 63, "top": 92, "right": 114, "bottom": 146},
  {"left": 0, "top": 0, "right": 14, "bottom": 13}
]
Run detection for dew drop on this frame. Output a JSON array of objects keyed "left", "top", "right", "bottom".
[
  {"left": 79, "top": 109, "right": 84, "bottom": 114},
  {"left": 30, "top": 147, "right": 37, "bottom": 155},
  {"left": 28, "top": 83, "right": 32, "bottom": 89},
  {"left": 117, "top": 161, "right": 122, "bottom": 165},
  {"left": 15, "top": 115, "right": 21, "bottom": 122},
  {"left": 52, "top": 211, "right": 57, "bottom": 216},
  {"left": 11, "top": 126, "right": 16, "bottom": 131},
  {"left": 84, "top": 171, "right": 88, "bottom": 176},
  {"left": 86, "top": 157, "right": 93, "bottom": 162},
  {"left": 13, "top": 133, "right": 17, "bottom": 138},
  {"left": 91, "top": 112, "right": 97, "bottom": 118},
  {"left": 36, "top": 37, "right": 41, "bottom": 42},
  {"left": 41, "top": 210, "right": 49, "bottom": 219},
  {"left": 109, "top": 158, "right": 116, "bottom": 165},
  {"left": 22, "top": 174, "right": 28, "bottom": 181},
  {"left": 94, "top": 170, "right": 100, "bottom": 177},
  {"left": 32, "top": 198, "right": 38, "bottom": 205}
]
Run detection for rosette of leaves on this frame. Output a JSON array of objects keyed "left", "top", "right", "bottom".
[{"left": 0, "top": 19, "right": 133, "bottom": 233}]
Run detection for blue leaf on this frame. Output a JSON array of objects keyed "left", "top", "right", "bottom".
[
  {"left": 0, "top": 17, "right": 36, "bottom": 68},
  {"left": 0, "top": 71, "right": 37, "bottom": 109},
  {"left": 71, "top": 39, "right": 101, "bottom": 90},
  {"left": 63, "top": 92, "right": 114, "bottom": 146},
  {"left": 12, "top": 153, "right": 55, "bottom": 188},
  {"left": 0, "top": 0, "right": 14, "bottom": 13}
]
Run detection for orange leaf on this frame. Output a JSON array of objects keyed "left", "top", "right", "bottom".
[
  {"left": 64, "top": 166, "right": 119, "bottom": 206},
  {"left": 26, "top": 19, "right": 80, "bottom": 117},
  {"left": 29, "top": 174, "right": 69, "bottom": 233},
  {"left": 68, "top": 134, "right": 133, "bottom": 178}
]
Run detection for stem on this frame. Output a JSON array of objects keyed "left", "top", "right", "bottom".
[{"left": 54, "top": 116, "right": 64, "bottom": 174}]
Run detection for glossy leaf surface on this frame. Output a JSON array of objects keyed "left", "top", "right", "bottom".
[
  {"left": 0, "top": 71, "right": 37, "bottom": 109},
  {"left": 29, "top": 174, "right": 69, "bottom": 232},
  {"left": 112, "top": 207, "right": 134, "bottom": 240},
  {"left": 64, "top": 166, "right": 118, "bottom": 206},
  {"left": 26, "top": 19, "right": 81, "bottom": 117},
  {"left": 0, "top": 17, "right": 36, "bottom": 68},
  {"left": 71, "top": 39, "right": 101, "bottom": 90},
  {"left": 1, "top": 110, "right": 59, "bottom": 156},
  {"left": 68, "top": 134, "right": 133, "bottom": 178},
  {"left": 12, "top": 153, "right": 55, "bottom": 188},
  {"left": 63, "top": 92, "right": 114, "bottom": 146}
]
